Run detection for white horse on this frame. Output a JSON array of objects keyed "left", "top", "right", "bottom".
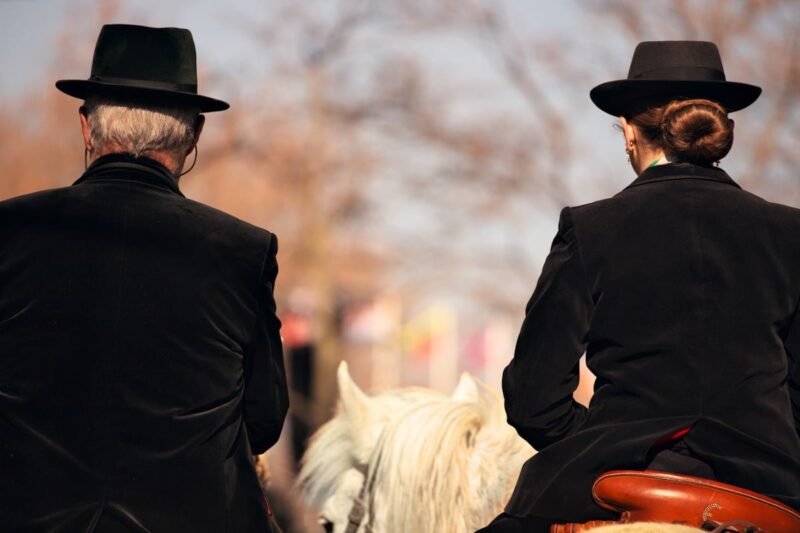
[{"left": 298, "top": 362, "right": 700, "bottom": 533}]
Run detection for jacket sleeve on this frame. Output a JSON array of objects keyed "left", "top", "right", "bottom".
[
  {"left": 502, "top": 207, "right": 592, "bottom": 451},
  {"left": 782, "top": 299, "right": 800, "bottom": 438},
  {"left": 243, "top": 233, "right": 289, "bottom": 454}
]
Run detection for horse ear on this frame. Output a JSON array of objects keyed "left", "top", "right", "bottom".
[
  {"left": 337, "top": 361, "right": 373, "bottom": 418},
  {"left": 337, "top": 361, "right": 381, "bottom": 465},
  {"left": 451, "top": 372, "right": 480, "bottom": 402}
]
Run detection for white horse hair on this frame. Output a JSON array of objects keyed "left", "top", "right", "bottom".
[
  {"left": 298, "top": 362, "right": 700, "bottom": 533},
  {"left": 298, "top": 364, "right": 446, "bottom": 515}
]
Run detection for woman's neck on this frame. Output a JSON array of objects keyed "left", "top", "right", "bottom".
[{"left": 634, "top": 146, "right": 668, "bottom": 175}]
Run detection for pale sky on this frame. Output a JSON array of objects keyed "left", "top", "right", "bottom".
[
  {"left": 0, "top": 0, "right": 581, "bottom": 98},
  {"left": 3, "top": 0, "right": 797, "bottom": 389}
]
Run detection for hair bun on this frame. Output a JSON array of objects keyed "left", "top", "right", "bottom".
[{"left": 660, "top": 99, "right": 733, "bottom": 165}]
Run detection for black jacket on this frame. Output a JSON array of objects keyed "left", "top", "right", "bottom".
[
  {"left": 0, "top": 155, "right": 288, "bottom": 532},
  {"left": 503, "top": 163, "right": 800, "bottom": 522}
]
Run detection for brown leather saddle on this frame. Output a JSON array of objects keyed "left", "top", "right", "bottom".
[{"left": 550, "top": 470, "right": 800, "bottom": 532}]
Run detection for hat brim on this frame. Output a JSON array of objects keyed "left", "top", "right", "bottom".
[
  {"left": 590, "top": 79, "right": 761, "bottom": 116},
  {"left": 56, "top": 79, "right": 229, "bottom": 112}
]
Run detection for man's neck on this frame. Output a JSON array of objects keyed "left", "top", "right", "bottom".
[{"left": 90, "top": 145, "right": 185, "bottom": 177}]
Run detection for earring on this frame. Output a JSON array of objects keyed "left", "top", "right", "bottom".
[
  {"left": 84, "top": 148, "right": 89, "bottom": 170},
  {"left": 625, "top": 139, "right": 635, "bottom": 163}
]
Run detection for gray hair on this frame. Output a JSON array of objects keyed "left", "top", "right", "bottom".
[{"left": 84, "top": 96, "right": 199, "bottom": 158}]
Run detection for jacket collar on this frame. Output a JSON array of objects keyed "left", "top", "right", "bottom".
[
  {"left": 72, "top": 153, "right": 184, "bottom": 197},
  {"left": 624, "top": 162, "right": 741, "bottom": 191}
]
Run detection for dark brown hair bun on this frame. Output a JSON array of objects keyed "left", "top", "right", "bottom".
[{"left": 660, "top": 99, "right": 733, "bottom": 165}]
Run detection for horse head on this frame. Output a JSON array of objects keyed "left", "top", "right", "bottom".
[
  {"left": 298, "top": 361, "right": 439, "bottom": 531},
  {"left": 299, "top": 362, "right": 534, "bottom": 532}
]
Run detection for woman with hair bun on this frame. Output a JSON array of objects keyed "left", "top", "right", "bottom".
[
  {"left": 621, "top": 97, "right": 735, "bottom": 173},
  {"left": 479, "top": 41, "right": 800, "bottom": 532}
]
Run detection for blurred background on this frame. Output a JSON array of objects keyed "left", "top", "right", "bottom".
[{"left": 2, "top": 0, "right": 798, "bottom": 530}]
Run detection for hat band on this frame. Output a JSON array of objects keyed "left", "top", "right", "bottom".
[
  {"left": 89, "top": 74, "right": 197, "bottom": 94},
  {"left": 631, "top": 66, "right": 726, "bottom": 82}
]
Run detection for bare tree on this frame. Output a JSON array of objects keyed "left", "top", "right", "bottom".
[
  {"left": 593, "top": 0, "right": 800, "bottom": 197},
  {"left": 6, "top": 0, "right": 796, "bottom": 436},
  {"left": 191, "top": 0, "right": 586, "bottom": 425}
]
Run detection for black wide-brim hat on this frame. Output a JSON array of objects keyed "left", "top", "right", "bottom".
[
  {"left": 590, "top": 41, "right": 760, "bottom": 116},
  {"left": 56, "top": 24, "right": 229, "bottom": 112}
]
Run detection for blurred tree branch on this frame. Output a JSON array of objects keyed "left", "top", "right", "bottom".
[
  {"left": 4, "top": 0, "right": 798, "bottom": 426},
  {"left": 594, "top": 0, "right": 800, "bottom": 190}
]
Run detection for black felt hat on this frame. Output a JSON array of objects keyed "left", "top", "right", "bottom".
[
  {"left": 590, "top": 41, "right": 760, "bottom": 116},
  {"left": 56, "top": 24, "right": 229, "bottom": 112}
]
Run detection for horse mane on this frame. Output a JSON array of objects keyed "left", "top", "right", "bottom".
[
  {"left": 369, "top": 381, "right": 532, "bottom": 532},
  {"left": 298, "top": 365, "right": 534, "bottom": 532},
  {"left": 299, "top": 385, "right": 446, "bottom": 511},
  {"left": 297, "top": 406, "right": 354, "bottom": 511},
  {"left": 299, "top": 363, "right": 703, "bottom": 533}
]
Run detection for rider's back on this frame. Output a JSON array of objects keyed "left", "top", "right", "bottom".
[{"left": 503, "top": 162, "right": 800, "bottom": 524}]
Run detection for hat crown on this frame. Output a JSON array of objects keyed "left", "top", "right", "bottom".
[
  {"left": 627, "top": 41, "right": 726, "bottom": 82},
  {"left": 589, "top": 40, "right": 760, "bottom": 116},
  {"left": 89, "top": 24, "right": 198, "bottom": 92},
  {"left": 55, "top": 23, "right": 229, "bottom": 111}
]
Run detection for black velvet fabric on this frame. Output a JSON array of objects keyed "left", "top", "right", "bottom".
[
  {"left": 0, "top": 154, "right": 287, "bottom": 532},
  {"left": 502, "top": 163, "right": 800, "bottom": 523},
  {"left": 476, "top": 513, "right": 552, "bottom": 533}
]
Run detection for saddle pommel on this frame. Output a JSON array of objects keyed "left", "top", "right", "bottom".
[{"left": 591, "top": 470, "right": 800, "bottom": 532}]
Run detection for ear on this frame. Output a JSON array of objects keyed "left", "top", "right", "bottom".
[
  {"left": 188, "top": 114, "right": 205, "bottom": 155},
  {"left": 337, "top": 361, "right": 373, "bottom": 420},
  {"left": 451, "top": 372, "right": 480, "bottom": 402},
  {"left": 79, "top": 106, "right": 92, "bottom": 151},
  {"left": 619, "top": 116, "right": 636, "bottom": 147}
]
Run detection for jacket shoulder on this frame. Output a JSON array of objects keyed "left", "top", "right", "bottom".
[
  {"left": 567, "top": 182, "right": 800, "bottom": 244},
  {"left": 0, "top": 186, "right": 71, "bottom": 209},
  {"left": 569, "top": 180, "right": 800, "bottom": 215},
  {"left": 181, "top": 197, "right": 275, "bottom": 242},
  {"left": 0, "top": 186, "right": 277, "bottom": 253},
  {"left": 759, "top": 196, "right": 800, "bottom": 219},
  {"left": 566, "top": 197, "right": 617, "bottom": 223}
]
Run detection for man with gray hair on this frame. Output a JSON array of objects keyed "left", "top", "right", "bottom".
[
  {"left": 0, "top": 25, "right": 287, "bottom": 532},
  {"left": 81, "top": 95, "right": 203, "bottom": 173}
]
